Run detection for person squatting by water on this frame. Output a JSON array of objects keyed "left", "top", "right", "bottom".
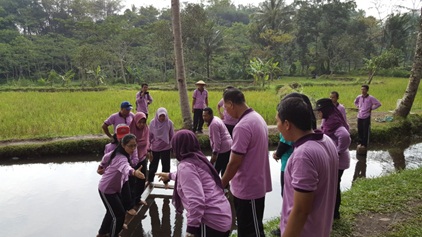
[
  {"left": 157, "top": 130, "right": 232, "bottom": 237},
  {"left": 98, "top": 124, "right": 139, "bottom": 217},
  {"left": 192, "top": 80, "right": 208, "bottom": 134},
  {"left": 97, "top": 134, "right": 145, "bottom": 237},
  {"left": 202, "top": 107, "right": 232, "bottom": 177},
  {"left": 220, "top": 88, "right": 272, "bottom": 237},
  {"left": 148, "top": 107, "right": 174, "bottom": 188},
  {"left": 315, "top": 98, "right": 351, "bottom": 220},
  {"left": 277, "top": 95, "right": 338, "bottom": 237},
  {"left": 354, "top": 84, "right": 381, "bottom": 148}
]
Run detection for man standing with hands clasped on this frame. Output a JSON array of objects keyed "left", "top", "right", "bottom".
[
  {"left": 221, "top": 88, "right": 272, "bottom": 237},
  {"left": 136, "top": 83, "right": 153, "bottom": 118}
]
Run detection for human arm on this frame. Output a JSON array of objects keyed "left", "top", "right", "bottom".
[
  {"left": 192, "top": 90, "right": 196, "bottom": 113},
  {"left": 335, "top": 127, "right": 351, "bottom": 154},
  {"left": 371, "top": 97, "right": 381, "bottom": 110},
  {"left": 156, "top": 171, "right": 177, "bottom": 182},
  {"left": 282, "top": 190, "right": 315, "bottom": 237},
  {"left": 205, "top": 96, "right": 208, "bottom": 107},
  {"left": 274, "top": 141, "right": 292, "bottom": 160},
  {"left": 148, "top": 94, "right": 153, "bottom": 105},
  {"left": 217, "top": 99, "right": 224, "bottom": 119},
  {"left": 354, "top": 96, "right": 359, "bottom": 108},
  {"left": 221, "top": 152, "right": 243, "bottom": 188},
  {"left": 102, "top": 123, "right": 113, "bottom": 142}
]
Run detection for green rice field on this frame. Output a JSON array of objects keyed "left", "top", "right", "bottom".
[{"left": 1, "top": 77, "right": 421, "bottom": 141}]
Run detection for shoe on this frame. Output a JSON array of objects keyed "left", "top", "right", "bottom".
[{"left": 271, "top": 228, "right": 281, "bottom": 236}]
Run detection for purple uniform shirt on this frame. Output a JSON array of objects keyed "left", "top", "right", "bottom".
[
  {"left": 104, "top": 112, "right": 135, "bottom": 133},
  {"left": 217, "top": 98, "right": 238, "bottom": 126},
  {"left": 136, "top": 91, "right": 153, "bottom": 114},
  {"left": 149, "top": 122, "right": 174, "bottom": 152},
  {"left": 192, "top": 89, "right": 208, "bottom": 109},
  {"left": 354, "top": 95, "right": 381, "bottom": 119},
  {"left": 321, "top": 103, "right": 348, "bottom": 129},
  {"left": 102, "top": 143, "right": 139, "bottom": 168},
  {"left": 208, "top": 116, "right": 232, "bottom": 154},
  {"left": 169, "top": 162, "right": 232, "bottom": 232},
  {"left": 280, "top": 132, "right": 338, "bottom": 237},
  {"left": 231, "top": 109, "right": 272, "bottom": 200},
  {"left": 98, "top": 152, "right": 134, "bottom": 194},
  {"left": 328, "top": 126, "right": 351, "bottom": 170}
]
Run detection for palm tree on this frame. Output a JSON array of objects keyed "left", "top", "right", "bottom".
[{"left": 171, "top": 0, "right": 192, "bottom": 129}]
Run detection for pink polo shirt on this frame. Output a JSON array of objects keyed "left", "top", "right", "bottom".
[
  {"left": 104, "top": 112, "right": 135, "bottom": 132},
  {"left": 136, "top": 91, "right": 153, "bottom": 114},
  {"left": 230, "top": 109, "right": 272, "bottom": 200},
  {"left": 98, "top": 152, "right": 134, "bottom": 194},
  {"left": 149, "top": 122, "right": 174, "bottom": 152},
  {"left": 354, "top": 95, "right": 381, "bottom": 119},
  {"left": 217, "top": 98, "right": 239, "bottom": 126},
  {"left": 336, "top": 103, "right": 347, "bottom": 123},
  {"left": 280, "top": 132, "right": 338, "bottom": 237},
  {"left": 171, "top": 162, "right": 232, "bottom": 232},
  {"left": 208, "top": 116, "right": 232, "bottom": 154},
  {"left": 102, "top": 144, "right": 139, "bottom": 168},
  {"left": 192, "top": 89, "right": 208, "bottom": 109},
  {"left": 328, "top": 126, "right": 351, "bottom": 170}
]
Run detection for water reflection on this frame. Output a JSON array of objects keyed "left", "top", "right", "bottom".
[{"left": 353, "top": 152, "right": 367, "bottom": 181}]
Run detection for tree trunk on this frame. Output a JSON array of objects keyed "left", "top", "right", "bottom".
[
  {"left": 393, "top": 8, "right": 422, "bottom": 118},
  {"left": 172, "top": 0, "right": 192, "bottom": 129}
]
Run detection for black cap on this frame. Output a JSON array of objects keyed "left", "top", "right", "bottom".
[{"left": 315, "top": 98, "right": 334, "bottom": 111}]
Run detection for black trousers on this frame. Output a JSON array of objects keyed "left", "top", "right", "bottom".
[
  {"left": 233, "top": 195, "right": 265, "bottom": 237},
  {"left": 280, "top": 171, "right": 285, "bottom": 197},
  {"left": 129, "top": 159, "right": 147, "bottom": 204},
  {"left": 334, "top": 169, "right": 345, "bottom": 219},
  {"left": 98, "top": 190, "right": 126, "bottom": 237},
  {"left": 148, "top": 149, "right": 171, "bottom": 183},
  {"left": 193, "top": 109, "right": 205, "bottom": 132},
  {"left": 215, "top": 151, "right": 230, "bottom": 177},
  {"left": 121, "top": 181, "right": 133, "bottom": 211},
  {"left": 357, "top": 117, "right": 371, "bottom": 146}
]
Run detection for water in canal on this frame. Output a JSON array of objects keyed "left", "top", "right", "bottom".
[{"left": 1, "top": 142, "right": 421, "bottom": 237}]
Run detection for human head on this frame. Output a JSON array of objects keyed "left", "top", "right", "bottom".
[
  {"left": 277, "top": 96, "right": 313, "bottom": 137},
  {"left": 202, "top": 107, "right": 214, "bottom": 124},
  {"left": 155, "top": 107, "right": 168, "bottom": 123},
  {"left": 171, "top": 130, "right": 201, "bottom": 162},
  {"left": 141, "top": 83, "right": 148, "bottom": 92},
  {"left": 121, "top": 134, "right": 137, "bottom": 155},
  {"left": 280, "top": 92, "right": 317, "bottom": 129},
  {"left": 120, "top": 101, "right": 133, "bottom": 117},
  {"left": 330, "top": 91, "right": 339, "bottom": 104},
  {"left": 223, "top": 88, "right": 246, "bottom": 119},
  {"left": 315, "top": 98, "right": 335, "bottom": 119},
  {"left": 361, "top": 84, "right": 369, "bottom": 96},
  {"left": 116, "top": 124, "right": 130, "bottom": 140},
  {"left": 195, "top": 80, "right": 206, "bottom": 90},
  {"left": 134, "top": 112, "right": 147, "bottom": 130}
]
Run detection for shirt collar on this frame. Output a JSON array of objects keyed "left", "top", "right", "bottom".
[
  {"left": 293, "top": 129, "right": 324, "bottom": 148},
  {"left": 238, "top": 108, "right": 254, "bottom": 121}
]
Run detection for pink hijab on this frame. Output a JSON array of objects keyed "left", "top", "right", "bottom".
[
  {"left": 129, "top": 112, "right": 150, "bottom": 158},
  {"left": 149, "top": 107, "right": 172, "bottom": 144}
]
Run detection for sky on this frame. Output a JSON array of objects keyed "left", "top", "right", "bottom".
[{"left": 122, "top": 0, "right": 421, "bottom": 19}]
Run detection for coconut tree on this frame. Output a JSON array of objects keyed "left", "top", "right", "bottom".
[
  {"left": 394, "top": 8, "right": 422, "bottom": 118},
  {"left": 172, "top": 0, "right": 192, "bottom": 129}
]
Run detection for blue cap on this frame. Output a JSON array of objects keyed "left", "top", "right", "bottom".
[{"left": 120, "top": 101, "right": 133, "bottom": 110}]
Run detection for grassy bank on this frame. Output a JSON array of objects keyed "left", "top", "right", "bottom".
[{"left": 259, "top": 166, "right": 422, "bottom": 237}]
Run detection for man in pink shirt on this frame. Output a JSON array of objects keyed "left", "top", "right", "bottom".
[
  {"left": 354, "top": 85, "right": 381, "bottom": 147},
  {"left": 102, "top": 101, "right": 135, "bottom": 143},
  {"left": 217, "top": 86, "right": 239, "bottom": 136},
  {"left": 135, "top": 83, "right": 153, "bottom": 118},
  {"left": 192, "top": 80, "right": 208, "bottom": 134},
  {"left": 330, "top": 91, "right": 348, "bottom": 123},
  {"left": 277, "top": 95, "right": 338, "bottom": 237},
  {"left": 202, "top": 107, "right": 232, "bottom": 176},
  {"left": 221, "top": 88, "right": 272, "bottom": 237}
]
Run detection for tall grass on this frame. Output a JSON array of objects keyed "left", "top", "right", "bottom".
[{"left": 1, "top": 76, "right": 420, "bottom": 141}]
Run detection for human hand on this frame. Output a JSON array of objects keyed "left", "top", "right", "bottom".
[
  {"left": 97, "top": 166, "right": 105, "bottom": 175},
  {"left": 210, "top": 154, "right": 217, "bottom": 165},
  {"left": 147, "top": 152, "right": 153, "bottom": 162},
  {"left": 134, "top": 165, "right": 145, "bottom": 179},
  {"left": 272, "top": 152, "right": 280, "bottom": 162},
  {"left": 156, "top": 172, "right": 170, "bottom": 182}
]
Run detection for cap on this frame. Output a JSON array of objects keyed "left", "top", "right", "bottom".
[
  {"left": 116, "top": 124, "right": 130, "bottom": 139},
  {"left": 195, "top": 80, "right": 206, "bottom": 85},
  {"left": 120, "top": 101, "right": 133, "bottom": 110},
  {"left": 315, "top": 98, "right": 334, "bottom": 111}
]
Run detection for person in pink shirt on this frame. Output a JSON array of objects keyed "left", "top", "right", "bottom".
[
  {"left": 330, "top": 91, "right": 348, "bottom": 123},
  {"left": 102, "top": 101, "right": 135, "bottom": 143},
  {"left": 220, "top": 88, "right": 272, "bottom": 237},
  {"left": 192, "top": 80, "right": 208, "bottom": 134},
  {"left": 129, "top": 112, "right": 150, "bottom": 206},
  {"left": 97, "top": 134, "right": 145, "bottom": 237},
  {"left": 217, "top": 86, "right": 238, "bottom": 136},
  {"left": 157, "top": 130, "right": 232, "bottom": 237},
  {"left": 135, "top": 83, "right": 153, "bottom": 118},
  {"left": 277, "top": 95, "right": 338, "bottom": 237},
  {"left": 315, "top": 98, "right": 351, "bottom": 220},
  {"left": 354, "top": 84, "right": 381, "bottom": 147},
  {"left": 202, "top": 107, "right": 232, "bottom": 176},
  {"left": 148, "top": 107, "right": 174, "bottom": 187}
]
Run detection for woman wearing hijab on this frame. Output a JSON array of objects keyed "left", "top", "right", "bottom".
[
  {"left": 148, "top": 107, "right": 174, "bottom": 186},
  {"left": 315, "top": 98, "right": 351, "bottom": 220},
  {"left": 97, "top": 134, "right": 145, "bottom": 237},
  {"left": 129, "top": 112, "right": 150, "bottom": 206},
  {"left": 157, "top": 130, "right": 232, "bottom": 237}
]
